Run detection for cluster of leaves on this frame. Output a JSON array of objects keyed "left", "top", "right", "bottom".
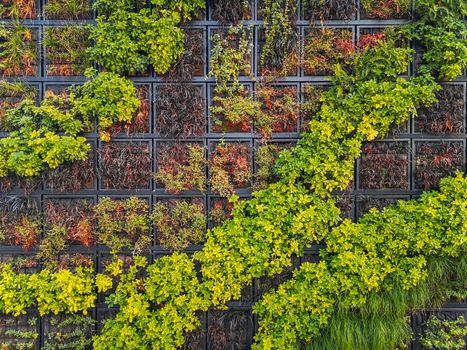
[
  {"left": 93, "top": 254, "right": 210, "bottom": 350},
  {"left": 155, "top": 143, "right": 206, "bottom": 193},
  {"left": 361, "top": 0, "right": 411, "bottom": 18},
  {"left": 0, "top": 23, "right": 37, "bottom": 77},
  {"left": 94, "top": 197, "right": 151, "bottom": 255},
  {"left": 152, "top": 199, "right": 206, "bottom": 251},
  {"left": 88, "top": 0, "right": 204, "bottom": 75},
  {"left": 254, "top": 143, "right": 294, "bottom": 190},
  {"left": 0, "top": 69, "right": 139, "bottom": 179},
  {"left": 0, "top": 264, "right": 105, "bottom": 316},
  {"left": 209, "top": 143, "right": 252, "bottom": 197},
  {"left": 407, "top": 0, "right": 467, "bottom": 80},
  {"left": 420, "top": 315, "right": 467, "bottom": 350},
  {"left": 253, "top": 173, "right": 467, "bottom": 349},
  {"left": 0, "top": 81, "right": 36, "bottom": 123}
]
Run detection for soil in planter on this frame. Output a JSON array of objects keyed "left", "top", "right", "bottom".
[
  {"left": 360, "top": 0, "right": 411, "bottom": 19},
  {"left": 334, "top": 193, "right": 354, "bottom": 219},
  {"left": 44, "top": 0, "right": 92, "bottom": 20},
  {"left": 0, "top": 0, "right": 36, "bottom": 19},
  {"left": 210, "top": 0, "right": 251, "bottom": 23},
  {"left": 43, "top": 314, "right": 95, "bottom": 350},
  {"left": 45, "top": 26, "right": 91, "bottom": 77},
  {"left": 152, "top": 198, "right": 206, "bottom": 251},
  {"left": 207, "top": 310, "right": 253, "bottom": 350},
  {"left": 98, "top": 142, "right": 152, "bottom": 190},
  {"left": 302, "top": 0, "right": 356, "bottom": 20},
  {"left": 415, "top": 141, "right": 465, "bottom": 190},
  {"left": 0, "top": 24, "right": 38, "bottom": 77},
  {"left": 166, "top": 28, "right": 205, "bottom": 80},
  {"left": 359, "top": 141, "right": 409, "bottom": 190},
  {"left": 0, "top": 82, "right": 37, "bottom": 128},
  {"left": 0, "top": 314, "right": 39, "bottom": 350},
  {"left": 254, "top": 142, "right": 295, "bottom": 190},
  {"left": 155, "top": 84, "right": 205, "bottom": 138},
  {"left": 209, "top": 142, "right": 252, "bottom": 197},
  {"left": 303, "top": 27, "right": 354, "bottom": 76},
  {"left": 415, "top": 84, "right": 465, "bottom": 134},
  {"left": 107, "top": 85, "right": 150, "bottom": 135},
  {"left": 0, "top": 197, "right": 40, "bottom": 250},
  {"left": 255, "top": 85, "right": 299, "bottom": 136},
  {"left": 155, "top": 142, "right": 206, "bottom": 194}
]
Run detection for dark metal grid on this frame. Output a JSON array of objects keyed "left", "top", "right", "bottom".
[{"left": 0, "top": 0, "right": 466, "bottom": 349}]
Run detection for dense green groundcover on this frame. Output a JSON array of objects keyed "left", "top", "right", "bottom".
[{"left": 0, "top": 0, "right": 466, "bottom": 349}]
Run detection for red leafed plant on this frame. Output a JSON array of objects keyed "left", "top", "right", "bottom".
[
  {"left": 0, "top": 198, "right": 40, "bottom": 250},
  {"left": 155, "top": 143, "right": 206, "bottom": 194},
  {"left": 303, "top": 28, "right": 354, "bottom": 75},
  {"left": 357, "top": 32, "right": 387, "bottom": 50},
  {"left": 210, "top": 198, "right": 236, "bottom": 227},
  {"left": 256, "top": 85, "right": 299, "bottom": 137},
  {"left": 209, "top": 143, "right": 251, "bottom": 197},
  {"left": 415, "top": 141, "right": 464, "bottom": 190},
  {"left": 359, "top": 142, "right": 409, "bottom": 190},
  {"left": 44, "top": 199, "right": 95, "bottom": 247},
  {"left": 361, "top": 0, "right": 410, "bottom": 19}
]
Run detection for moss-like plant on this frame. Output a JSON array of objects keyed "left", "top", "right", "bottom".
[{"left": 151, "top": 199, "right": 206, "bottom": 251}]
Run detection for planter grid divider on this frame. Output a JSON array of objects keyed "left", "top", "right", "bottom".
[{"left": 0, "top": 0, "right": 466, "bottom": 349}]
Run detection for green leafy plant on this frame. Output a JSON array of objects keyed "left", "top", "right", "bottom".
[
  {"left": 361, "top": 0, "right": 411, "bottom": 18},
  {"left": 94, "top": 197, "right": 151, "bottom": 255},
  {"left": 420, "top": 315, "right": 467, "bottom": 350},
  {"left": 43, "top": 314, "right": 95, "bottom": 350},
  {"left": 69, "top": 68, "right": 140, "bottom": 141},
  {"left": 0, "top": 316, "right": 38, "bottom": 350},
  {"left": 0, "top": 82, "right": 36, "bottom": 124},
  {"left": 151, "top": 199, "right": 206, "bottom": 251},
  {"left": 89, "top": 0, "right": 204, "bottom": 75}
]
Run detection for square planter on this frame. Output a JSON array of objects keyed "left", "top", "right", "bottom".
[
  {"left": 0, "top": 312, "right": 40, "bottom": 350},
  {"left": 303, "top": 27, "right": 354, "bottom": 76},
  {"left": 43, "top": 313, "right": 96, "bottom": 350},
  {"left": 358, "top": 141, "right": 410, "bottom": 190},
  {"left": 359, "top": 0, "right": 411, "bottom": 19},
  {"left": 208, "top": 141, "right": 253, "bottom": 197},
  {"left": 0, "top": 82, "right": 39, "bottom": 130},
  {"left": 301, "top": 0, "right": 356, "bottom": 21},
  {"left": 414, "top": 140, "right": 465, "bottom": 190},
  {"left": 415, "top": 83, "right": 465, "bottom": 135},
  {"left": 155, "top": 83, "right": 206, "bottom": 138},
  {"left": 207, "top": 309, "right": 254, "bottom": 350},
  {"left": 98, "top": 141, "right": 153, "bottom": 190},
  {"left": 301, "top": 83, "right": 329, "bottom": 131},
  {"left": 0, "top": 25, "right": 39, "bottom": 78},
  {"left": 209, "top": 0, "right": 252, "bottom": 23},
  {"left": 155, "top": 141, "right": 206, "bottom": 194},
  {"left": 0, "top": 0, "right": 38, "bottom": 19},
  {"left": 44, "top": 26, "right": 91, "bottom": 77}
]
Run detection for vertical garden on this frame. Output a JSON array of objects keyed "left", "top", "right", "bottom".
[{"left": 0, "top": 0, "right": 466, "bottom": 349}]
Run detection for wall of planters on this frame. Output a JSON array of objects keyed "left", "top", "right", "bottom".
[{"left": 0, "top": 0, "right": 466, "bottom": 349}]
